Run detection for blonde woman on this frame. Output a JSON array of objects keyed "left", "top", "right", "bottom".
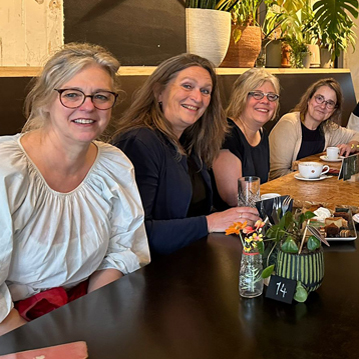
[{"left": 212, "top": 68, "right": 280, "bottom": 210}]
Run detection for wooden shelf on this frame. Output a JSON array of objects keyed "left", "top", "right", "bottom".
[{"left": 0, "top": 66, "right": 351, "bottom": 78}]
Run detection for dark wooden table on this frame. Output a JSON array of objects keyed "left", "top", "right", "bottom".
[{"left": 0, "top": 233, "right": 358, "bottom": 359}]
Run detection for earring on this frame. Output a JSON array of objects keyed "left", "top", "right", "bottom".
[{"left": 158, "top": 101, "right": 162, "bottom": 106}]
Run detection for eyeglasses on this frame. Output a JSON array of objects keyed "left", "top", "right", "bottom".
[
  {"left": 248, "top": 91, "right": 279, "bottom": 102},
  {"left": 54, "top": 88, "right": 118, "bottom": 110},
  {"left": 313, "top": 95, "right": 336, "bottom": 110}
]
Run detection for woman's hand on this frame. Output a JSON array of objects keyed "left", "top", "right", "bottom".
[
  {"left": 0, "top": 308, "right": 27, "bottom": 336},
  {"left": 338, "top": 141, "right": 359, "bottom": 157},
  {"left": 206, "top": 207, "right": 260, "bottom": 233}
]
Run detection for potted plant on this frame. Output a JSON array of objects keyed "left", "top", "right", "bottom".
[
  {"left": 261, "top": 0, "right": 306, "bottom": 67},
  {"left": 184, "top": 1, "right": 239, "bottom": 66},
  {"left": 284, "top": 35, "right": 311, "bottom": 68},
  {"left": 220, "top": 0, "right": 263, "bottom": 67},
  {"left": 262, "top": 209, "right": 329, "bottom": 302},
  {"left": 313, "top": 0, "right": 358, "bottom": 64}
]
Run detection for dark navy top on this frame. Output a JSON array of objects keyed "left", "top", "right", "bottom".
[{"left": 112, "top": 128, "right": 212, "bottom": 256}]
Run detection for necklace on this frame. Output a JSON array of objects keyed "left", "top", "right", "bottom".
[{"left": 236, "top": 118, "right": 260, "bottom": 147}]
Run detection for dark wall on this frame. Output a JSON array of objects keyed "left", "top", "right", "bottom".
[
  {"left": 1, "top": 72, "right": 356, "bottom": 136},
  {"left": 63, "top": 0, "right": 186, "bottom": 66}
]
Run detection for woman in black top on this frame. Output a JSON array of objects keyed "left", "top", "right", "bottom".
[
  {"left": 112, "top": 54, "right": 260, "bottom": 255},
  {"left": 212, "top": 68, "right": 280, "bottom": 210}
]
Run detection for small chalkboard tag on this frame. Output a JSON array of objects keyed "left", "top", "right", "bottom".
[{"left": 265, "top": 275, "right": 296, "bottom": 304}]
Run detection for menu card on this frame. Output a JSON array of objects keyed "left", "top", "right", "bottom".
[
  {"left": 338, "top": 153, "right": 359, "bottom": 181},
  {"left": 0, "top": 341, "right": 88, "bottom": 359}
]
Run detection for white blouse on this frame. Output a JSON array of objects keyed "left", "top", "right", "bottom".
[{"left": 0, "top": 134, "right": 150, "bottom": 322}]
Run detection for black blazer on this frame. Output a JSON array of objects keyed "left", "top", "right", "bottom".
[{"left": 112, "top": 128, "right": 212, "bottom": 255}]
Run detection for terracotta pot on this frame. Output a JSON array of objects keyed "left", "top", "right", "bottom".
[
  {"left": 281, "top": 43, "right": 291, "bottom": 68},
  {"left": 276, "top": 248, "right": 324, "bottom": 292},
  {"left": 220, "top": 25, "right": 262, "bottom": 68},
  {"left": 186, "top": 8, "right": 231, "bottom": 67}
]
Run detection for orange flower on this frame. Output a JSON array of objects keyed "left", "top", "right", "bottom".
[
  {"left": 225, "top": 221, "right": 248, "bottom": 235},
  {"left": 242, "top": 226, "right": 255, "bottom": 234}
]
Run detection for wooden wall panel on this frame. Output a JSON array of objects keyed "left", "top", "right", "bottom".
[{"left": 63, "top": 0, "right": 186, "bottom": 66}]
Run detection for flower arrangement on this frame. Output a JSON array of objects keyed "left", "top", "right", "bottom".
[{"left": 226, "top": 220, "right": 265, "bottom": 253}]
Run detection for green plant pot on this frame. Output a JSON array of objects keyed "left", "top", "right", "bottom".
[{"left": 276, "top": 248, "right": 324, "bottom": 292}]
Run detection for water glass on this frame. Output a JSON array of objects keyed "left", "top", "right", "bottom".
[{"left": 238, "top": 176, "right": 260, "bottom": 208}]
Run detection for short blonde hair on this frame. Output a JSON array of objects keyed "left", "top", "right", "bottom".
[
  {"left": 23, "top": 42, "right": 120, "bottom": 133},
  {"left": 226, "top": 68, "right": 280, "bottom": 121}
]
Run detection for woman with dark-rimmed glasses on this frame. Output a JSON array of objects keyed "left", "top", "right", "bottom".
[
  {"left": 0, "top": 43, "right": 150, "bottom": 335},
  {"left": 269, "top": 78, "right": 359, "bottom": 180},
  {"left": 211, "top": 68, "right": 280, "bottom": 210}
]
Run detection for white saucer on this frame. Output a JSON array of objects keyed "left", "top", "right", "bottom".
[
  {"left": 294, "top": 173, "right": 330, "bottom": 181},
  {"left": 320, "top": 155, "right": 344, "bottom": 162}
]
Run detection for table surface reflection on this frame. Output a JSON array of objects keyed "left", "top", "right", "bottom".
[{"left": 0, "top": 233, "right": 358, "bottom": 359}]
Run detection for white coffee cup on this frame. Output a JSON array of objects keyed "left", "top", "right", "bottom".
[
  {"left": 298, "top": 162, "right": 330, "bottom": 179},
  {"left": 326, "top": 146, "right": 340, "bottom": 160}
]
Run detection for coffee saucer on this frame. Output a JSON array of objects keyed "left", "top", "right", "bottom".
[
  {"left": 294, "top": 173, "right": 332, "bottom": 181},
  {"left": 320, "top": 155, "right": 344, "bottom": 162}
]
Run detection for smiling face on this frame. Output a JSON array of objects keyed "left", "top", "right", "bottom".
[
  {"left": 46, "top": 64, "right": 114, "bottom": 145},
  {"left": 305, "top": 85, "right": 337, "bottom": 128},
  {"left": 158, "top": 66, "right": 213, "bottom": 138},
  {"left": 240, "top": 81, "right": 278, "bottom": 127}
]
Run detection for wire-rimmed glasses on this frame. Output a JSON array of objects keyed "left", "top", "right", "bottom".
[
  {"left": 248, "top": 91, "right": 280, "bottom": 102},
  {"left": 313, "top": 95, "right": 337, "bottom": 110},
  {"left": 54, "top": 88, "right": 118, "bottom": 110}
]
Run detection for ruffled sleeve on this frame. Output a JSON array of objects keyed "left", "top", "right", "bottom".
[
  {"left": 90, "top": 142, "right": 151, "bottom": 274},
  {"left": 0, "top": 135, "right": 29, "bottom": 323}
]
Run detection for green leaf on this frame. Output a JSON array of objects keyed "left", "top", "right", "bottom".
[
  {"left": 261, "top": 264, "right": 275, "bottom": 278},
  {"left": 294, "top": 281, "right": 308, "bottom": 302},
  {"left": 257, "top": 241, "right": 265, "bottom": 254},
  {"left": 304, "top": 211, "right": 316, "bottom": 220},
  {"left": 233, "top": 28, "right": 242, "bottom": 43},
  {"left": 307, "top": 235, "right": 321, "bottom": 251},
  {"left": 281, "top": 236, "right": 299, "bottom": 253}
]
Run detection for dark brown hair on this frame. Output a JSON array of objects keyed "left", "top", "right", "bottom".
[{"left": 112, "top": 53, "right": 226, "bottom": 167}]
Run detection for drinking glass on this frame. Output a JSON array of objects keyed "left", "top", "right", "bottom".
[{"left": 238, "top": 176, "right": 260, "bottom": 207}]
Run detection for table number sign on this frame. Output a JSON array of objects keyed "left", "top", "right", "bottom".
[
  {"left": 265, "top": 275, "right": 297, "bottom": 304},
  {"left": 338, "top": 153, "right": 359, "bottom": 181}
]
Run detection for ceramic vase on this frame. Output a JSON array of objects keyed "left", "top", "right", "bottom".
[
  {"left": 239, "top": 251, "right": 264, "bottom": 298},
  {"left": 186, "top": 8, "right": 231, "bottom": 67},
  {"left": 276, "top": 248, "right": 324, "bottom": 292}
]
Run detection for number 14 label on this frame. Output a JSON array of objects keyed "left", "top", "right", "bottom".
[{"left": 266, "top": 275, "right": 296, "bottom": 304}]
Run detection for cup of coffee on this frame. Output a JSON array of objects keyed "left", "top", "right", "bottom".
[
  {"left": 326, "top": 146, "right": 340, "bottom": 160},
  {"left": 298, "top": 162, "right": 330, "bottom": 179}
]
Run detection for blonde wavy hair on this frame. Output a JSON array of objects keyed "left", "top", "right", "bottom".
[{"left": 23, "top": 42, "right": 120, "bottom": 133}]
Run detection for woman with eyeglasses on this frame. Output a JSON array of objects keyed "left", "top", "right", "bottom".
[
  {"left": 0, "top": 43, "right": 150, "bottom": 335},
  {"left": 211, "top": 68, "right": 280, "bottom": 210},
  {"left": 269, "top": 78, "right": 359, "bottom": 180}
]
